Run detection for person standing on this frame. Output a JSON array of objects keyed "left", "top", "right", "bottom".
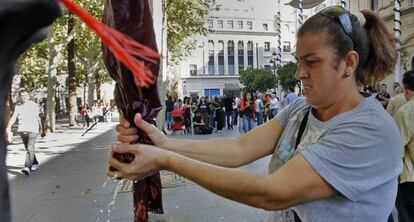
[
  {"left": 6, "top": 89, "right": 42, "bottom": 175},
  {"left": 255, "top": 93, "right": 264, "bottom": 126},
  {"left": 223, "top": 93, "right": 234, "bottom": 130},
  {"left": 393, "top": 70, "right": 414, "bottom": 222},
  {"left": 285, "top": 86, "right": 299, "bottom": 106},
  {"left": 376, "top": 83, "right": 391, "bottom": 109},
  {"left": 239, "top": 92, "right": 256, "bottom": 133},
  {"left": 268, "top": 92, "right": 280, "bottom": 120},
  {"left": 165, "top": 96, "right": 174, "bottom": 130},
  {"left": 387, "top": 85, "right": 406, "bottom": 117}
]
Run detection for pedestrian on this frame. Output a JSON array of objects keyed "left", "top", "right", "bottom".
[
  {"left": 393, "top": 70, "right": 414, "bottom": 222},
  {"left": 6, "top": 89, "right": 43, "bottom": 175},
  {"left": 223, "top": 93, "right": 234, "bottom": 130},
  {"left": 165, "top": 95, "right": 174, "bottom": 130},
  {"left": 268, "top": 92, "right": 280, "bottom": 120},
  {"left": 255, "top": 93, "right": 264, "bottom": 126},
  {"left": 285, "top": 86, "right": 299, "bottom": 107},
  {"left": 376, "top": 83, "right": 391, "bottom": 109},
  {"left": 387, "top": 85, "right": 406, "bottom": 117},
  {"left": 110, "top": 7, "right": 401, "bottom": 221},
  {"left": 239, "top": 92, "right": 256, "bottom": 133}
]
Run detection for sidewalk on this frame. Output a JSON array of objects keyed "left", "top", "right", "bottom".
[{"left": 8, "top": 123, "right": 270, "bottom": 222}]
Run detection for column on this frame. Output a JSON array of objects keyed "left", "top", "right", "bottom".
[
  {"left": 224, "top": 40, "right": 229, "bottom": 75},
  {"left": 244, "top": 40, "right": 248, "bottom": 71},
  {"left": 234, "top": 40, "right": 239, "bottom": 75},
  {"left": 253, "top": 41, "right": 258, "bottom": 68},
  {"left": 202, "top": 40, "right": 206, "bottom": 75},
  {"left": 214, "top": 40, "right": 219, "bottom": 75}
]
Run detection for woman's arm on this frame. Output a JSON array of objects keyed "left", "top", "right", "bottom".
[
  {"left": 116, "top": 114, "right": 283, "bottom": 168},
  {"left": 108, "top": 144, "right": 335, "bottom": 211}
]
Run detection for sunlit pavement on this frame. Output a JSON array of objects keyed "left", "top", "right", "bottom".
[{"left": 9, "top": 124, "right": 271, "bottom": 222}]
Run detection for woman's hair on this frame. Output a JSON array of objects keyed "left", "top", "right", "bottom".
[
  {"left": 243, "top": 92, "right": 254, "bottom": 103},
  {"left": 297, "top": 8, "right": 398, "bottom": 85}
]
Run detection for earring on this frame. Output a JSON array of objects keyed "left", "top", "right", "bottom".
[{"left": 343, "top": 72, "right": 350, "bottom": 78}]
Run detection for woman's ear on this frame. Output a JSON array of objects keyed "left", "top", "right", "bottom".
[{"left": 345, "top": 50, "right": 359, "bottom": 74}]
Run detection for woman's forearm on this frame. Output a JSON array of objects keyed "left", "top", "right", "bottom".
[{"left": 163, "top": 136, "right": 244, "bottom": 167}]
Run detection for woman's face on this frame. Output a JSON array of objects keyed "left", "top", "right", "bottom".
[
  {"left": 295, "top": 32, "right": 349, "bottom": 110},
  {"left": 246, "top": 93, "right": 251, "bottom": 101}
]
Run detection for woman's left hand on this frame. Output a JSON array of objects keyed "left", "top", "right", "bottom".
[{"left": 107, "top": 143, "right": 169, "bottom": 180}]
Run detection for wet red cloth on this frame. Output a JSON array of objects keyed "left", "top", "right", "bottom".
[{"left": 102, "top": 0, "right": 163, "bottom": 221}]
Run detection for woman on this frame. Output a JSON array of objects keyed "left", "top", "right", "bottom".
[
  {"left": 198, "top": 96, "right": 210, "bottom": 128},
  {"left": 239, "top": 92, "right": 256, "bottom": 133},
  {"left": 109, "top": 7, "right": 401, "bottom": 221}
]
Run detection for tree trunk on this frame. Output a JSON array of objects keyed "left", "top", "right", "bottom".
[
  {"left": 94, "top": 70, "right": 101, "bottom": 101},
  {"left": 87, "top": 61, "right": 95, "bottom": 107},
  {"left": 67, "top": 13, "right": 77, "bottom": 126},
  {"left": 46, "top": 33, "right": 59, "bottom": 132}
]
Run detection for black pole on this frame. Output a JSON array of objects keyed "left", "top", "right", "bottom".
[{"left": 0, "top": 2, "right": 60, "bottom": 221}]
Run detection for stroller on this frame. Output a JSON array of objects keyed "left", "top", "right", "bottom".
[{"left": 171, "top": 108, "right": 186, "bottom": 135}]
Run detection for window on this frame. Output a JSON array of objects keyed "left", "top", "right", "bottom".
[
  {"left": 264, "top": 42, "right": 270, "bottom": 51},
  {"left": 247, "top": 21, "right": 252, "bottom": 30},
  {"left": 282, "top": 41, "right": 291, "bottom": 52},
  {"left": 208, "top": 41, "right": 214, "bottom": 75},
  {"left": 208, "top": 20, "right": 213, "bottom": 29},
  {"left": 190, "top": 64, "right": 197, "bottom": 76},
  {"left": 247, "top": 41, "right": 253, "bottom": 68},
  {"left": 238, "top": 41, "right": 244, "bottom": 72},
  {"left": 263, "top": 23, "right": 268, "bottom": 31},
  {"left": 227, "top": 20, "right": 234, "bottom": 29},
  {"left": 218, "top": 41, "right": 224, "bottom": 75},
  {"left": 218, "top": 20, "right": 223, "bottom": 29},
  {"left": 238, "top": 21, "right": 243, "bottom": 29},
  {"left": 228, "top": 41, "right": 235, "bottom": 75},
  {"left": 371, "top": 0, "right": 379, "bottom": 10}
]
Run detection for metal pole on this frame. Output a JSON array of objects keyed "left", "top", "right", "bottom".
[
  {"left": 394, "top": 0, "right": 402, "bottom": 83},
  {"left": 298, "top": 0, "right": 303, "bottom": 26}
]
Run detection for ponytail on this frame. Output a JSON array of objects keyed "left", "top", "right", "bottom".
[{"left": 360, "top": 10, "right": 398, "bottom": 85}]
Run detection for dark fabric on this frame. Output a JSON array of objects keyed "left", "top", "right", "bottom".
[
  {"left": 396, "top": 182, "right": 414, "bottom": 222},
  {"left": 20, "top": 132, "right": 39, "bottom": 167},
  {"left": 223, "top": 96, "right": 234, "bottom": 112},
  {"left": 375, "top": 92, "right": 391, "bottom": 109},
  {"left": 102, "top": 1, "right": 163, "bottom": 221},
  {"left": 0, "top": 1, "right": 60, "bottom": 222},
  {"left": 165, "top": 100, "right": 174, "bottom": 112}
]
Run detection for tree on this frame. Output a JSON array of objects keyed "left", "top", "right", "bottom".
[
  {"left": 239, "top": 68, "right": 277, "bottom": 92},
  {"left": 277, "top": 62, "right": 299, "bottom": 91},
  {"left": 166, "top": 0, "right": 218, "bottom": 65}
]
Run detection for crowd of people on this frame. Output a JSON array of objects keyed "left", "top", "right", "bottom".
[
  {"left": 165, "top": 90, "right": 299, "bottom": 135},
  {"left": 77, "top": 101, "right": 114, "bottom": 128},
  {"left": 111, "top": 6, "right": 414, "bottom": 222}
]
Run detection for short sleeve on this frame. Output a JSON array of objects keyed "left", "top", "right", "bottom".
[
  {"left": 275, "top": 97, "right": 307, "bottom": 128},
  {"left": 301, "top": 121, "right": 402, "bottom": 201}
]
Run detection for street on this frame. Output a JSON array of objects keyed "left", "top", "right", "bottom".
[{"left": 7, "top": 123, "right": 270, "bottom": 222}]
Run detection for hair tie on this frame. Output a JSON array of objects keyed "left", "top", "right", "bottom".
[{"left": 353, "top": 11, "right": 366, "bottom": 26}]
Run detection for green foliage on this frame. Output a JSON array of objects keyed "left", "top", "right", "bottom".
[
  {"left": 239, "top": 68, "right": 277, "bottom": 92},
  {"left": 17, "top": 40, "right": 49, "bottom": 91},
  {"left": 16, "top": 0, "right": 112, "bottom": 92},
  {"left": 277, "top": 62, "right": 298, "bottom": 90},
  {"left": 167, "top": 0, "right": 218, "bottom": 65},
  {"left": 401, "top": 44, "right": 409, "bottom": 72}
]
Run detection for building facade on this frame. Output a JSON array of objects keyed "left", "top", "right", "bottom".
[
  {"left": 348, "top": 0, "right": 414, "bottom": 86},
  {"left": 175, "top": 0, "right": 298, "bottom": 98}
]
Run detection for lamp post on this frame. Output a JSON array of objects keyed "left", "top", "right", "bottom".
[{"left": 269, "top": 51, "right": 278, "bottom": 93}]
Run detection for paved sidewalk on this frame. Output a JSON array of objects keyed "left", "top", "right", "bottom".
[{"left": 8, "top": 124, "right": 271, "bottom": 222}]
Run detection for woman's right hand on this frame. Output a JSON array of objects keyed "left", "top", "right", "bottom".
[{"left": 116, "top": 113, "right": 168, "bottom": 147}]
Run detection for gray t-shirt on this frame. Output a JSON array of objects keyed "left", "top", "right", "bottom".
[{"left": 269, "top": 96, "right": 402, "bottom": 222}]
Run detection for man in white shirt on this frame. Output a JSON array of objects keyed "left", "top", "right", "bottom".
[
  {"left": 6, "top": 90, "right": 42, "bottom": 175},
  {"left": 269, "top": 92, "right": 280, "bottom": 120}
]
